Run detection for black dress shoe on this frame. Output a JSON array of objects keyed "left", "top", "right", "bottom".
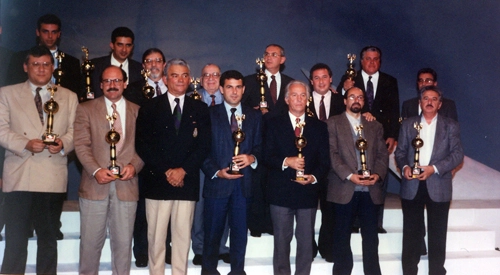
[
  {"left": 135, "top": 257, "right": 148, "bottom": 268},
  {"left": 250, "top": 230, "right": 262, "bottom": 237},
  {"left": 219, "top": 253, "right": 230, "bottom": 263},
  {"left": 377, "top": 227, "right": 387, "bottom": 234},
  {"left": 351, "top": 227, "right": 360, "bottom": 233},
  {"left": 193, "top": 254, "right": 202, "bottom": 265}
]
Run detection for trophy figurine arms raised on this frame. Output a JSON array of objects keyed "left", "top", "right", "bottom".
[
  {"left": 141, "top": 69, "right": 155, "bottom": 99},
  {"left": 295, "top": 121, "right": 307, "bottom": 181},
  {"left": 53, "top": 51, "right": 64, "bottom": 86},
  {"left": 256, "top": 58, "right": 268, "bottom": 110},
  {"left": 355, "top": 125, "right": 371, "bottom": 179},
  {"left": 346, "top": 53, "right": 357, "bottom": 80},
  {"left": 42, "top": 85, "right": 60, "bottom": 145},
  {"left": 81, "top": 47, "right": 95, "bottom": 100},
  {"left": 105, "top": 113, "right": 122, "bottom": 178},
  {"left": 228, "top": 114, "right": 246, "bottom": 175},
  {"left": 411, "top": 122, "right": 424, "bottom": 178},
  {"left": 190, "top": 77, "right": 202, "bottom": 101}
]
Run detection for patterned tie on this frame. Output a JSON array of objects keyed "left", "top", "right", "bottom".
[
  {"left": 173, "top": 98, "right": 182, "bottom": 133},
  {"left": 155, "top": 81, "right": 162, "bottom": 97},
  {"left": 319, "top": 95, "right": 327, "bottom": 121},
  {"left": 210, "top": 95, "right": 216, "bottom": 106},
  {"left": 270, "top": 75, "right": 277, "bottom": 104},
  {"left": 294, "top": 117, "right": 301, "bottom": 137},
  {"left": 366, "top": 76, "right": 374, "bottom": 110},
  {"left": 34, "top": 87, "right": 44, "bottom": 125},
  {"left": 112, "top": 103, "right": 124, "bottom": 152},
  {"left": 230, "top": 108, "right": 238, "bottom": 132}
]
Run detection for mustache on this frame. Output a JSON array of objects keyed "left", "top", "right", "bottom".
[
  {"left": 106, "top": 88, "right": 119, "bottom": 92},
  {"left": 426, "top": 104, "right": 433, "bottom": 107}
]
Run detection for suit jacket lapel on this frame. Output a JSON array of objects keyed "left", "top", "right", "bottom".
[{"left": 16, "top": 82, "right": 45, "bottom": 130}]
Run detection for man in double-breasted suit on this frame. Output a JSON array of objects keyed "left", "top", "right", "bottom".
[
  {"left": 89, "top": 27, "right": 142, "bottom": 99},
  {"left": 135, "top": 58, "right": 211, "bottom": 275},
  {"left": 75, "top": 65, "right": 144, "bottom": 274},
  {"left": 327, "top": 87, "right": 388, "bottom": 275},
  {"left": 201, "top": 70, "right": 262, "bottom": 275},
  {"left": 263, "top": 80, "right": 330, "bottom": 275},
  {"left": 0, "top": 46, "right": 78, "bottom": 274},
  {"left": 395, "top": 85, "right": 463, "bottom": 275}
]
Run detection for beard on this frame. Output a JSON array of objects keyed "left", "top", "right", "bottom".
[
  {"left": 350, "top": 103, "right": 362, "bottom": 113},
  {"left": 149, "top": 67, "right": 161, "bottom": 79}
]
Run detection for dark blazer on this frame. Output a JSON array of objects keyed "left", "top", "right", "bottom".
[
  {"left": 263, "top": 114, "right": 330, "bottom": 209},
  {"left": 202, "top": 104, "right": 262, "bottom": 198},
  {"left": 309, "top": 91, "right": 345, "bottom": 119},
  {"left": 89, "top": 55, "right": 142, "bottom": 99},
  {"left": 242, "top": 73, "right": 294, "bottom": 118},
  {"left": 401, "top": 97, "right": 458, "bottom": 122},
  {"left": 338, "top": 71, "right": 400, "bottom": 139},
  {"left": 326, "top": 113, "right": 389, "bottom": 205},
  {"left": 135, "top": 94, "right": 211, "bottom": 201},
  {"left": 6, "top": 49, "right": 81, "bottom": 96},
  {"left": 395, "top": 115, "right": 464, "bottom": 202}
]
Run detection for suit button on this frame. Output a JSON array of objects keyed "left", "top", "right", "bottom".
[
  {"left": 48, "top": 155, "right": 52, "bottom": 158},
  {"left": 24, "top": 132, "right": 27, "bottom": 135},
  {"left": 32, "top": 153, "right": 34, "bottom": 156}
]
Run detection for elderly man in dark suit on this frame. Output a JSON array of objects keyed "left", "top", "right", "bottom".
[
  {"left": 401, "top": 68, "right": 458, "bottom": 121},
  {"left": 395, "top": 85, "right": 463, "bottom": 275},
  {"left": 135, "top": 58, "right": 211, "bottom": 275},
  {"left": 263, "top": 80, "right": 330, "bottom": 275},
  {"left": 327, "top": 87, "right": 388, "bottom": 275},
  {"left": 75, "top": 65, "right": 144, "bottom": 274},
  {"left": 89, "top": 27, "right": 142, "bottom": 99},
  {"left": 201, "top": 70, "right": 262, "bottom": 275}
]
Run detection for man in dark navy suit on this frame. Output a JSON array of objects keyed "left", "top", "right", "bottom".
[
  {"left": 201, "top": 70, "right": 262, "bottom": 275},
  {"left": 263, "top": 80, "right": 330, "bottom": 275}
]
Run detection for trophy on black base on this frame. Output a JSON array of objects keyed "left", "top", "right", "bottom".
[
  {"left": 81, "top": 47, "right": 95, "bottom": 100},
  {"left": 141, "top": 69, "right": 155, "bottom": 99},
  {"left": 411, "top": 122, "right": 424, "bottom": 178},
  {"left": 345, "top": 53, "right": 357, "bottom": 80},
  {"left": 295, "top": 121, "right": 307, "bottom": 181},
  {"left": 256, "top": 58, "right": 268, "bottom": 110},
  {"left": 53, "top": 51, "right": 64, "bottom": 86},
  {"left": 228, "top": 114, "right": 246, "bottom": 174},
  {"left": 106, "top": 113, "right": 122, "bottom": 178},
  {"left": 190, "top": 77, "right": 202, "bottom": 101},
  {"left": 355, "top": 125, "right": 371, "bottom": 179},
  {"left": 42, "top": 86, "right": 59, "bottom": 145}
]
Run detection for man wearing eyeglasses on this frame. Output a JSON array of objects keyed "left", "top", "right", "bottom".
[
  {"left": 327, "top": 87, "right": 388, "bottom": 275},
  {"left": 0, "top": 45, "right": 78, "bottom": 275},
  {"left": 75, "top": 65, "right": 144, "bottom": 274},
  {"left": 89, "top": 27, "right": 142, "bottom": 99},
  {"left": 401, "top": 68, "right": 458, "bottom": 121}
]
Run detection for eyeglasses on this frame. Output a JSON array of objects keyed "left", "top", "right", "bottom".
[
  {"left": 29, "top": 62, "right": 52, "bottom": 68},
  {"left": 202, "top": 72, "right": 221, "bottom": 78},
  {"left": 417, "top": 78, "right": 435, "bottom": 84},
  {"left": 264, "top": 52, "right": 282, "bottom": 58},
  {"left": 144, "top": 58, "right": 163, "bottom": 64},
  {"left": 348, "top": 95, "right": 364, "bottom": 101},
  {"left": 102, "top": 79, "right": 124, "bottom": 84}
]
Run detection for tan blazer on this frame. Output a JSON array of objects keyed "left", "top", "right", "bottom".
[
  {"left": 0, "top": 81, "right": 78, "bottom": 193},
  {"left": 74, "top": 96, "right": 144, "bottom": 201}
]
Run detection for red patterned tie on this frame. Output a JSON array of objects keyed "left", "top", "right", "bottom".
[
  {"left": 319, "top": 95, "right": 327, "bottom": 121},
  {"left": 270, "top": 75, "right": 277, "bottom": 104},
  {"left": 210, "top": 95, "right": 216, "bottom": 106},
  {"left": 294, "top": 117, "right": 301, "bottom": 137},
  {"left": 155, "top": 81, "right": 162, "bottom": 97}
]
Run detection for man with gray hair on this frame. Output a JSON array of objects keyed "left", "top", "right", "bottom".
[
  {"left": 263, "top": 80, "right": 330, "bottom": 275},
  {"left": 135, "top": 58, "right": 211, "bottom": 274}
]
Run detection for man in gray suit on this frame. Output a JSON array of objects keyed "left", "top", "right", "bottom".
[
  {"left": 395, "top": 85, "right": 463, "bottom": 275},
  {"left": 327, "top": 87, "right": 388, "bottom": 275}
]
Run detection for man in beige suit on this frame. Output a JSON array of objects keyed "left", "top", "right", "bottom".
[
  {"left": 0, "top": 45, "right": 78, "bottom": 274},
  {"left": 75, "top": 65, "right": 144, "bottom": 274}
]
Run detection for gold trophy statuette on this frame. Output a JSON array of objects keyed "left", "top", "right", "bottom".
[
  {"left": 411, "top": 122, "right": 424, "bottom": 178},
  {"left": 256, "top": 58, "right": 268, "bottom": 110},
  {"left": 228, "top": 114, "right": 246, "bottom": 175},
  {"left": 141, "top": 69, "right": 155, "bottom": 99},
  {"left": 306, "top": 95, "right": 315, "bottom": 117},
  {"left": 53, "top": 51, "right": 64, "bottom": 86},
  {"left": 42, "top": 86, "right": 59, "bottom": 145},
  {"left": 190, "top": 77, "right": 202, "bottom": 101},
  {"left": 345, "top": 53, "right": 357, "bottom": 80},
  {"left": 295, "top": 121, "right": 307, "bottom": 181},
  {"left": 81, "top": 46, "right": 95, "bottom": 100},
  {"left": 355, "top": 125, "right": 371, "bottom": 179},
  {"left": 106, "top": 113, "right": 122, "bottom": 178}
]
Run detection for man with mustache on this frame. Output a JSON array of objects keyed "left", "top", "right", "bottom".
[
  {"left": 326, "top": 87, "right": 388, "bottom": 275},
  {"left": 74, "top": 65, "right": 144, "bottom": 274},
  {"left": 89, "top": 27, "right": 142, "bottom": 99},
  {"left": 395, "top": 86, "right": 463, "bottom": 275}
]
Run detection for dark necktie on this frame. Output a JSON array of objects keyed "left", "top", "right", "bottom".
[
  {"left": 230, "top": 108, "right": 238, "bottom": 132},
  {"left": 155, "top": 81, "right": 161, "bottom": 97},
  {"left": 270, "top": 75, "right": 277, "bottom": 104},
  {"left": 173, "top": 98, "right": 181, "bottom": 133},
  {"left": 34, "top": 87, "right": 44, "bottom": 125},
  {"left": 294, "top": 117, "right": 301, "bottom": 137},
  {"left": 210, "top": 95, "right": 216, "bottom": 106},
  {"left": 366, "top": 76, "right": 374, "bottom": 110},
  {"left": 112, "top": 103, "right": 124, "bottom": 152},
  {"left": 319, "top": 95, "right": 327, "bottom": 121}
]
